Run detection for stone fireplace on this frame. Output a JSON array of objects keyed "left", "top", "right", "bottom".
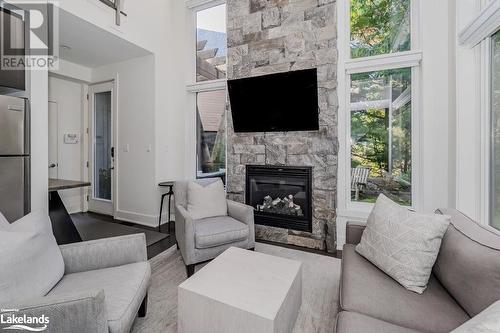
[
  {"left": 226, "top": 0, "right": 338, "bottom": 252},
  {"left": 246, "top": 165, "right": 312, "bottom": 232}
]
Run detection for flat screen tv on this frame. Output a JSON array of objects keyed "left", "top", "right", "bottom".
[{"left": 228, "top": 68, "right": 319, "bottom": 133}]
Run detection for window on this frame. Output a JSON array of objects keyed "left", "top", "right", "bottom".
[
  {"left": 350, "top": 68, "right": 412, "bottom": 205},
  {"left": 196, "top": 90, "right": 227, "bottom": 179},
  {"left": 350, "top": 0, "right": 410, "bottom": 58},
  {"left": 196, "top": 4, "right": 227, "bottom": 82},
  {"left": 491, "top": 30, "right": 500, "bottom": 229},
  {"left": 188, "top": 0, "right": 228, "bottom": 180},
  {"left": 338, "top": 0, "right": 419, "bottom": 212}
]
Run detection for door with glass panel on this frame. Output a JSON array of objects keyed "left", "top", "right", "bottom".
[{"left": 88, "top": 82, "right": 115, "bottom": 215}]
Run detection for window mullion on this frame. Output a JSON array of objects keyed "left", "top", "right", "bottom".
[{"left": 346, "top": 50, "right": 422, "bottom": 75}]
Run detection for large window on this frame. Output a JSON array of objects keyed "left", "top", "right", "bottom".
[
  {"left": 491, "top": 30, "right": 500, "bottom": 229},
  {"left": 350, "top": 68, "right": 412, "bottom": 205},
  {"left": 188, "top": 0, "right": 228, "bottom": 180},
  {"left": 350, "top": 0, "right": 410, "bottom": 58},
  {"left": 196, "top": 4, "right": 227, "bottom": 82},
  {"left": 196, "top": 90, "right": 227, "bottom": 179},
  {"left": 340, "top": 0, "right": 418, "bottom": 210}
]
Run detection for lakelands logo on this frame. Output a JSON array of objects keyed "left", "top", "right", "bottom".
[{"left": 0, "top": 309, "right": 49, "bottom": 331}]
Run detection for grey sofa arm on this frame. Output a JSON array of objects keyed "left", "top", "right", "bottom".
[
  {"left": 3, "top": 290, "right": 107, "bottom": 333},
  {"left": 59, "top": 234, "right": 147, "bottom": 274},
  {"left": 175, "top": 205, "right": 196, "bottom": 264},
  {"left": 346, "top": 221, "right": 367, "bottom": 245},
  {"left": 227, "top": 200, "right": 255, "bottom": 245}
]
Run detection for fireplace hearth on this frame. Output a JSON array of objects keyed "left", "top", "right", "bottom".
[{"left": 246, "top": 165, "right": 312, "bottom": 232}]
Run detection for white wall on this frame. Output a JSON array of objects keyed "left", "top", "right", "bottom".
[
  {"left": 48, "top": 75, "right": 86, "bottom": 213},
  {"left": 30, "top": 69, "right": 49, "bottom": 214},
  {"left": 23, "top": 0, "right": 183, "bottom": 224},
  {"left": 419, "top": 0, "right": 457, "bottom": 212},
  {"left": 54, "top": 0, "right": 188, "bottom": 226}
]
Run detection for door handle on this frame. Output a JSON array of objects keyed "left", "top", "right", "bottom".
[{"left": 49, "top": 163, "right": 56, "bottom": 168}]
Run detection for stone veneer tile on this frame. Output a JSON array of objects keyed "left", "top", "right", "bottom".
[{"left": 227, "top": 0, "right": 338, "bottom": 253}]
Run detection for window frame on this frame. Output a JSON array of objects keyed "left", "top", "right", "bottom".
[
  {"left": 457, "top": 0, "right": 500, "bottom": 228},
  {"left": 337, "top": 0, "right": 422, "bottom": 242},
  {"left": 186, "top": 0, "right": 228, "bottom": 179}
]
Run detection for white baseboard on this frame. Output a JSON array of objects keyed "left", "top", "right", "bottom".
[
  {"left": 114, "top": 209, "right": 173, "bottom": 228},
  {"left": 66, "top": 205, "right": 83, "bottom": 215}
]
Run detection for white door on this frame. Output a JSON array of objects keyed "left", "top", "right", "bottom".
[
  {"left": 48, "top": 101, "right": 59, "bottom": 179},
  {"left": 88, "top": 82, "right": 115, "bottom": 216}
]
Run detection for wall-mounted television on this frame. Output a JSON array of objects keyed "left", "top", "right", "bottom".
[{"left": 228, "top": 68, "right": 319, "bottom": 133}]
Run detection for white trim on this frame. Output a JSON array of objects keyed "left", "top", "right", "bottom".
[
  {"left": 186, "top": 79, "right": 227, "bottom": 93},
  {"left": 459, "top": 0, "right": 500, "bottom": 47},
  {"left": 480, "top": 37, "right": 492, "bottom": 225},
  {"left": 115, "top": 209, "right": 167, "bottom": 228},
  {"left": 346, "top": 50, "right": 422, "bottom": 74},
  {"left": 186, "top": 0, "right": 225, "bottom": 10}
]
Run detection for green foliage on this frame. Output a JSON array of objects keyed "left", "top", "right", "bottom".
[
  {"left": 350, "top": 0, "right": 411, "bottom": 58},
  {"left": 351, "top": 108, "right": 388, "bottom": 176},
  {"left": 350, "top": 68, "right": 412, "bottom": 205}
]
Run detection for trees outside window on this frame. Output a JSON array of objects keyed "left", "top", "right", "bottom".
[{"left": 350, "top": 68, "right": 412, "bottom": 205}]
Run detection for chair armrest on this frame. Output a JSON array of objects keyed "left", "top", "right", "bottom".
[
  {"left": 59, "top": 234, "right": 147, "bottom": 274},
  {"left": 227, "top": 200, "right": 255, "bottom": 246},
  {"left": 346, "top": 221, "right": 367, "bottom": 245},
  {"left": 175, "top": 205, "right": 196, "bottom": 264},
  {"left": 2, "top": 290, "right": 107, "bottom": 333}
]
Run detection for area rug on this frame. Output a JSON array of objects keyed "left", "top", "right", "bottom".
[
  {"left": 71, "top": 214, "right": 168, "bottom": 247},
  {"left": 131, "top": 243, "right": 341, "bottom": 332}
]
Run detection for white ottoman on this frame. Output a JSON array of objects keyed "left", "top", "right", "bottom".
[{"left": 178, "top": 247, "right": 302, "bottom": 333}]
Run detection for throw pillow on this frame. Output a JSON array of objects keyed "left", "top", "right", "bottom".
[
  {"left": 356, "top": 194, "right": 450, "bottom": 294},
  {"left": 0, "top": 211, "right": 64, "bottom": 305},
  {"left": 451, "top": 300, "right": 500, "bottom": 332},
  {"left": 187, "top": 179, "right": 227, "bottom": 220}
]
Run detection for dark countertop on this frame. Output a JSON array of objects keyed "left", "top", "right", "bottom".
[{"left": 49, "top": 179, "right": 91, "bottom": 192}]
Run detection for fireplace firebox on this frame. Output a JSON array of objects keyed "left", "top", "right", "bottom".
[{"left": 246, "top": 165, "right": 312, "bottom": 232}]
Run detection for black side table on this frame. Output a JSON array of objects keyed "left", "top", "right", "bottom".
[{"left": 158, "top": 182, "right": 174, "bottom": 234}]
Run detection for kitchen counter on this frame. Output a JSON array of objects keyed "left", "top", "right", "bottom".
[
  {"left": 49, "top": 178, "right": 91, "bottom": 192},
  {"left": 48, "top": 178, "right": 90, "bottom": 245}
]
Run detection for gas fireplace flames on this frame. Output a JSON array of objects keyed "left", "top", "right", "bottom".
[{"left": 256, "top": 195, "right": 304, "bottom": 217}]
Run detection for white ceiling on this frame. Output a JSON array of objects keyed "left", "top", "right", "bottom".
[{"left": 58, "top": 9, "right": 151, "bottom": 68}]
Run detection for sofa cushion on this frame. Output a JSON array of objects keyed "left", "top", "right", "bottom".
[
  {"left": 341, "top": 244, "right": 469, "bottom": 333},
  {"left": 450, "top": 300, "right": 500, "bottom": 333},
  {"left": 356, "top": 194, "right": 450, "bottom": 294},
  {"left": 195, "top": 216, "right": 249, "bottom": 249},
  {"left": 47, "top": 262, "right": 151, "bottom": 333},
  {"left": 0, "top": 211, "right": 64, "bottom": 305},
  {"left": 336, "top": 311, "right": 423, "bottom": 333},
  {"left": 187, "top": 179, "right": 227, "bottom": 220},
  {"left": 434, "top": 208, "right": 500, "bottom": 317}
]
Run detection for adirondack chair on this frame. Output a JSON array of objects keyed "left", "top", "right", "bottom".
[{"left": 351, "top": 167, "right": 370, "bottom": 201}]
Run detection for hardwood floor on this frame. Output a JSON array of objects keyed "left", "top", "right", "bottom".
[
  {"left": 73, "top": 212, "right": 177, "bottom": 259},
  {"left": 73, "top": 212, "right": 341, "bottom": 259}
]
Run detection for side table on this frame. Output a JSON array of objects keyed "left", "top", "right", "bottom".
[{"left": 158, "top": 181, "right": 174, "bottom": 234}]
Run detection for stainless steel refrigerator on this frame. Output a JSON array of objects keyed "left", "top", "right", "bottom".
[{"left": 0, "top": 95, "right": 30, "bottom": 222}]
